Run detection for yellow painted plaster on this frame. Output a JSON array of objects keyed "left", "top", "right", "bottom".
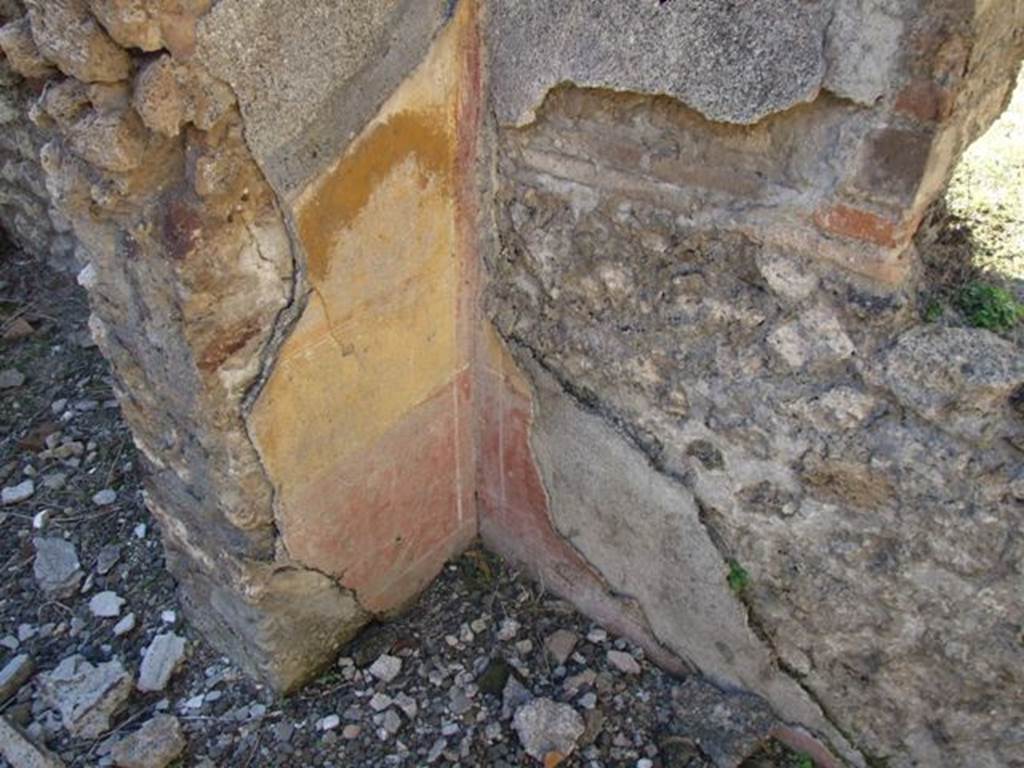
[{"left": 250, "top": 11, "right": 466, "bottom": 498}]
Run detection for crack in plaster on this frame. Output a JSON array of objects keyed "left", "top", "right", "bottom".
[{"left": 497, "top": 327, "right": 866, "bottom": 766}]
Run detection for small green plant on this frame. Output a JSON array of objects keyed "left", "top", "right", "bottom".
[
  {"left": 796, "top": 755, "right": 815, "bottom": 768},
  {"left": 956, "top": 281, "right": 1023, "bottom": 332},
  {"left": 727, "top": 560, "right": 750, "bottom": 594},
  {"left": 922, "top": 299, "right": 944, "bottom": 323}
]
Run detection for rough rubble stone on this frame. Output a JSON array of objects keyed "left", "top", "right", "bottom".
[
  {"left": 0, "top": 17, "right": 57, "bottom": 79},
  {"left": 24, "top": 0, "right": 132, "bottom": 83},
  {"left": 65, "top": 107, "right": 149, "bottom": 172},
  {"left": 32, "top": 537, "right": 81, "bottom": 597},
  {"left": 866, "top": 325, "right": 1024, "bottom": 443},
  {"left": 39, "top": 655, "right": 131, "bottom": 738},
  {"left": 606, "top": 650, "right": 641, "bottom": 676},
  {"left": 109, "top": 715, "right": 186, "bottom": 768},
  {"left": 87, "top": 0, "right": 167, "bottom": 52},
  {"left": 512, "top": 697, "right": 585, "bottom": 763},
  {"left": 137, "top": 632, "right": 185, "bottom": 692}
]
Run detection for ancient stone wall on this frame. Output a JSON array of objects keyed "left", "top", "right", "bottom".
[
  {"left": 0, "top": 0, "right": 482, "bottom": 693},
  {"left": 0, "top": 1, "right": 76, "bottom": 270},
  {"left": 482, "top": 2, "right": 1024, "bottom": 766},
  {"left": 1, "top": 1, "right": 1022, "bottom": 765}
]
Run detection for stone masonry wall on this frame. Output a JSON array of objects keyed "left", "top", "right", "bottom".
[
  {"left": 483, "top": 1, "right": 1024, "bottom": 766},
  {"left": 1, "top": 0, "right": 1023, "bottom": 765},
  {"left": 0, "top": 1, "right": 76, "bottom": 270},
  {"left": 0, "top": 0, "right": 482, "bottom": 693}
]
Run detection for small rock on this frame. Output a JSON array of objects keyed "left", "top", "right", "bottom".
[
  {"left": 341, "top": 724, "right": 361, "bottom": 740},
  {"left": 0, "top": 654, "right": 34, "bottom": 700},
  {"left": 368, "top": 653, "right": 402, "bottom": 683},
  {"left": 133, "top": 524, "right": 146, "bottom": 539},
  {"left": 39, "top": 655, "right": 132, "bottom": 738},
  {"left": 2, "top": 479, "right": 35, "bottom": 505},
  {"left": 513, "top": 698, "right": 585, "bottom": 763},
  {"left": 496, "top": 618, "right": 520, "bottom": 641},
  {"left": 89, "top": 591, "right": 125, "bottom": 619},
  {"left": 33, "top": 537, "right": 82, "bottom": 598},
  {"left": 110, "top": 715, "right": 185, "bottom": 768},
  {"left": 607, "top": 650, "right": 642, "bottom": 675},
  {"left": 368, "top": 692, "right": 392, "bottom": 712},
  {"left": 137, "top": 633, "right": 186, "bottom": 692},
  {"left": 159, "top": 611, "right": 176, "bottom": 625},
  {"left": 318, "top": 714, "right": 340, "bottom": 731},
  {"left": 17, "top": 625, "right": 35, "bottom": 643},
  {"left": 95, "top": 545, "right": 121, "bottom": 575},
  {"left": 0, "top": 636, "right": 18, "bottom": 651},
  {"left": 91, "top": 489, "right": 117, "bottom": 507},
  {"left": 502, "top": 675, "right": 532, "bottom": 720},
  {"left": 578, "top": 692, "right": 598, "bottom": 710},
  {"left": 544, "top": 629, "right": 579, "bottom": 666},
  {"left": 394, "top": 692, "right": 418, "bottom": 719},
  {"left": 41, "top": 473, "right": 66, "bottom": 492},
  {"left": 587, "top": 628, "right": 608, "bottom": 644},
  {"left": 0, "top": 369, "right": 25, "bottom": 389},
  {"left": 32, "top": 510, "right": 50, "bottom": 530},
  {"left": 426, "top": 736, "right": 447, "bottom": 763},
  {"left": 380, "top": 709, "right": 402, "bottom": 736},
  {"left": 0, "top": 716, "right": 64, "bottom": 768},
  {"left": 2, "top": 317, "right": 34, "bottom": 340},
  {"left": 112, "top": 614, "right": 136, "bottom": 637}
]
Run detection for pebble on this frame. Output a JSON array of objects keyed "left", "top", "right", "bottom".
[
  {"left": 0, "top": 636, "right": 18, "bottom": 651},
  {"left": 512, "top": 698, "right": 585, "bottom": 762},
  {"left": 0, "top": 654, "right": 34, "bottom": 701},
  {"left": 88, "top": 591, "right": 125, "bottom": 618},
  {"left": 318, "top": 714, "right": 340, "bottom": 731},
  {"left": 32, "top": 510, "right": 49, "bottom": 530},
  {"left": 368, "top": 653, "right": 402, "bottom": 683},
  {"left": 160, "top": 610, "right": 177, "bottom": 625},
  {"left": 395, "top": 692, "right": 418, "bottom": 719},
  {"left": 95, "top": 545, "right": 121, "bottom": 575},
  {"left": 544, "top": 629, "right": 579, "bottom": 666},
  {"left": 112, "top": 613, "right": 136, "bottom": 637},
  {"left": 2, "top": 479, "right": 35, "bottom": 505},
  {"left": 33, "top": 537, "right": 82, "bottom": 597},
  {"left": 341, "top": 724, "right": 361, "bottom": 739},
  {"left": 0, "top": 716, "right": 63, "bottom": 768},
  {"left": 607, "top": 650, "right": 642, "bottom": 675},
  {"left": 91, "top": 489, "right": 117, "bottom": 506},
  {"left": 496, "top": 618, "right": 520, "bottom": 641},
  {"left": 426, "top": 736, "right": 447, "bottom": 763},
  {"left": 137, "top": 633, "right": 186, "bottom": 692},
  {"left": 39, "top": 655, "right": 132, "bottom": 738},
  {"left": 637, "top": 760, "right": 654, "bottom": 768},
  {"left": 380, "top": 709, "right": 402, "bottom": 736},
  {"left": 0, "top": 368, "right": 25, "bottom": 388},
  {"left": 368, "top": 692, "right": 392, "bottom": 712},
  {"left": 587, "top": 628, "right": 608, "bottom": 643},
  {"left": 110, "top": 715, "right": 186, "bottom": 768},
  {"left": 133, "top": 523, "right": 147, "bottom": 539},
  {"left": 41, "top": 472, "right": 66, "bottom": 490},
  {"left": 578, "top": 692, "right": 598, "bottom": 710}
]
